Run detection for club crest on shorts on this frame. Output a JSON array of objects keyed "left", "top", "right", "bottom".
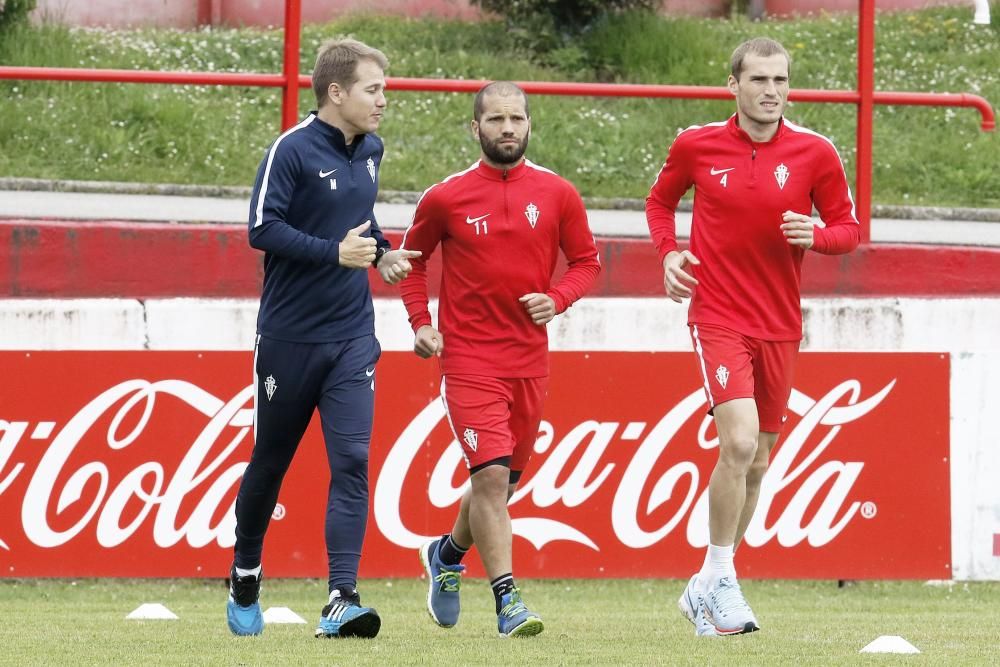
[
  {"left": 264, "top": 374, "right": 277, "bottom": 400},
  {"left": 715, "top": 365, "right": 729, "bottom": 389},
  {"left": 524, "top": 202, "right": 540, "bottom": 229},
  {"left": 462, "top": 427, "right": 478, "bottom": 452},
  {"left": 774, "top": 163, "right": 789, "bottom": 190}
]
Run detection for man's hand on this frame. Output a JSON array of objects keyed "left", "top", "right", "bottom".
[
  {"left": 780, "top": 210, "right": 815, "bottom": 249},
  {"left": 663, "top": 250, "right": 700, "bottom": 303},
  {"left": 414, "top": 325, "right": 443, "bottom": 358},
  {"left": 376, "top": 248, "right": 422, "bottom": 285},
  {"left": 519, "top": 293, "right": 556, "bottom": 325},
  {"left": 339, "top": 220, "right": 378, "bottom": 268}
]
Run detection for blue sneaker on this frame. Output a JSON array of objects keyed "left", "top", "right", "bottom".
[
  {"left": 704, "top": 576, "right": 760, "bottom": 635},
  {"left": 314, "top": 588, "right": 381, "bottom": 639},
  {"left": 226, "top": 565, "right": 263, "bottom": 636},
  {"left": 418, "top": 538, "right": 465, "bottom": 628},
  {"left": 677, "top": 574, "right": 718, "bottom": 637},
  {"left": 497, "top": 588, "right": 543, "bottom": 638}
]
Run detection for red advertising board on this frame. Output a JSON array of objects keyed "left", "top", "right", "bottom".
[{"left": 0, "top": 351, "right": 950, "bottom": 579}]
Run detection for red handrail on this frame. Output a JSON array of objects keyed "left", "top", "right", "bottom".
[
  {"left": 0, "top": 0, "right": 995, "bottom": 244},
  {"left": 3, "top": 65, "right": 993, "bottom": 134}
]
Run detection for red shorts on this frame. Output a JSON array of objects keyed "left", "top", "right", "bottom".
[
  {"left": 440, "top": 374, "right": 548, "bottom": 472},
  {"left": 689, "top": 324, "right": 799, "bottom": 432}
]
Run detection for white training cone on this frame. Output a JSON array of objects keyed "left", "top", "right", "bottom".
[
  {"left": 126, "top": 603, "right": 178, "bottom": 620},
  {"left": 263, "top": 607, "right": 306, "bottom": 624},
  {"left": 860, "top": 635, "right": 920, "bottom": 654}
]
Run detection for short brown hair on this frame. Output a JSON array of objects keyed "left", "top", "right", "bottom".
[
  {"left": 312, "top": 38, "right": 388, "bottom": 107},
  {"left": 730, "top": 38, "right": 791, "bottom": 81},
  {"left": 473, "top": 81, "right": 530, "bottom": 122}
]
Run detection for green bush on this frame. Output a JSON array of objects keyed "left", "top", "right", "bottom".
[
  {"left": 0, "top": 0, "right": 36, "bottom": 32},
  {"left": 471, "top": 0, "right": 659, "bottom": 58}
]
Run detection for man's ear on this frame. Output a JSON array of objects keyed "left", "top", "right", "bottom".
[
  {"left": 327, "top": 81, "right": 344, "bottom": 106},
  {"left": 727, "top": 74, "right": 738, "bottom": 96},
  {"left": 470, "top": 119, "right": 480, "bottom": 140}
]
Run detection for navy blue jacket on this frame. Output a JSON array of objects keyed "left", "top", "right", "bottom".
[{"left": 248, "top": 112, "right": 391, "bottom": 343}]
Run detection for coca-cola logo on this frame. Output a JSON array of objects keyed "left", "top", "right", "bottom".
[
  {"left": 0, "top": 380, "right": 253, "bottom": 552},
  {"left": 0, "top": 378, "right": 893, "bottom": 555},
  {"left": 375, "top": 379, "right": 895, "bottom": 552}
]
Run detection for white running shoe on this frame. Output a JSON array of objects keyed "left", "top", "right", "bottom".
[
  {"left": 677, "top": 574, "right": 718, "bottom": 637},
  {"left": 703, "top": 576, "right": 760, "bottom": 635}
]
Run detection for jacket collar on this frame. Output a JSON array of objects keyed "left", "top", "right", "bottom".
[
  {"left": 475, "top": 158, "right": 528, "bottom": 181},
  {"left": 309, "top": 111, "right": 368, "bottom": 152},
  {"left": 726, "top": 113, "right": 786, "bottom": 145}
]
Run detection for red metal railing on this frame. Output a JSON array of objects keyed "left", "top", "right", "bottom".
[{"left": 0, "top": 0, "right": 994, "bottom": 242}]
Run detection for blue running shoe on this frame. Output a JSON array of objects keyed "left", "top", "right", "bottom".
[
  {"left": 418, "top": 538, "right": 465, "bottom": 628},
  {"left": 226, "top": 565, "right": 263, "bottom": 636},
  {"left": 497, "top": 588, "right": 543, "bottom": 638},
  {"left": 314, "top": 588, "right": 381, "bottom": 639},
  {"left": 677, "top": 574, "right": 718, "bottom": 637},
  {"left": 704, "top": 576, "right": 759, "bottom": 635}
]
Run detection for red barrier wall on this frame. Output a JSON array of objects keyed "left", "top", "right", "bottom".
[
  {"left": 2, "top": 219, "right": 999, "bottom": 298},
  {"left": 0, "top": 350, "right": 951, "bottom": 579}
]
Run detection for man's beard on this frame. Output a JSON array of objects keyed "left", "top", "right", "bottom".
[{"left": 481, "top": 134, "right": 528, "bottom": 165}]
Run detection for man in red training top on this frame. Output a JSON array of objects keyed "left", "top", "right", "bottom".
[
  {"left": 399, "top": 81, "right": 600, "bottom": 638},
  {"left": 646, "top": 37, "right": 859, "bottom": 636}
]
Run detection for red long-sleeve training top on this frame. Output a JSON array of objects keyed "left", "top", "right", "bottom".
[
  {"left": 400, "top": 159, "right": 601, "bottom": 377},
  {"left": 646, "top": 115, "right": 860, "bottom": 341}
]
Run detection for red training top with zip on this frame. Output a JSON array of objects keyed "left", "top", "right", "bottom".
[
  {"left": 646, "top": 114, "right": 860, "bottom": 341},
  {"left": 399, "top": 159, "right": 601, "bottom": 377}
]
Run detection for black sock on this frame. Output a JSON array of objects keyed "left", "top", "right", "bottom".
[
  {"left": 437, "top": 534, "right": 469, "bottom": 566},
  {"left": 328, "top": 584, "right": 359, "bottom": 606},
  {"left": 490, "top": 573, "right": 516, "bottom": 614}
]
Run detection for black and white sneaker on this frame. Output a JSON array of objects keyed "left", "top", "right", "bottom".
[{"left": 314, "top": 588, "right": 381, "bottom": 638}]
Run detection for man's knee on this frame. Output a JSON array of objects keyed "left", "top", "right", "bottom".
[
  {"left": 718, "top": 434, "right": 759, "bottom": 470},
  {"left": 329, "top": 439, "right": 370, "bottom": 476},
  {"left": 470, "top": 461, "right": 512, "bottom": 501}
]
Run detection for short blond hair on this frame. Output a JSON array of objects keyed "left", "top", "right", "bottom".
[
  {"left": 312, "top": 38, "right": 388, "bottom": 107},
  {"left": 730, "top": 37, "right": 791, "bottom": 81}
]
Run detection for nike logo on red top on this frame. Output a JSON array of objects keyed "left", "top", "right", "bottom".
[
  {"left": 709, "top": 167, "right": 735, "bottom": 175},
  {"left": 465, "top": 214, "right": 490, "bottom": 224}
]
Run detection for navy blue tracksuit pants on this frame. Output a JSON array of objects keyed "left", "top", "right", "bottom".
[{"left": 234, "top": 333, "right": 380, "bottom": 592}]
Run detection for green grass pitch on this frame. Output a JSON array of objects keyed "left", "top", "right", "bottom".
[{"left": 2, "top": 578, "right": 998, "bottom": 665}]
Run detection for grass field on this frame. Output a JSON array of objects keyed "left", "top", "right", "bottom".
[
  {"left": 1, "top": 5, "right": 999, "bottom": 207},
  {"left": 2, "top": 578, "right": 998, "bottom": 664}
]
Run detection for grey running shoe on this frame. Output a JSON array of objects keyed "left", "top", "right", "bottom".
[
  {"left": 703, "top": 576, "right": 759, "bottom": 635},
  {"left": 677, "top": 574, "right": 718, "bottom": 637}
]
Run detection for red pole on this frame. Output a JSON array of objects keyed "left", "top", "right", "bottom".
[
  {"left": 281, "top": 0, "right": 301, "bottom": 130},
  {"left": 857, "top": 0, "right": 875, "bottom": 244}
]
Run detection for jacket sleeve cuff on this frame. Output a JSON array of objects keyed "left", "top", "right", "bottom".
[{"left": 410, "top": 313, "right": 433, "bottom": 332}]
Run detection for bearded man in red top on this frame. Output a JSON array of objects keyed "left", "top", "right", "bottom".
[
  {"left": 399, "top": 82, "right": 600, "bottom": 638},
  {"left": 646, "top": 38, "right": 860, "bottom": 637}
]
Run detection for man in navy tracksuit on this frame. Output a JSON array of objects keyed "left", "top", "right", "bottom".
[{"left": 225, "top": 38, "right": 419, "bottom": 639}]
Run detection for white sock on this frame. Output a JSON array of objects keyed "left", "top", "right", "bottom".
[
  {"left": 235, "top": 564, "right": 261, "bottom": 578},
  {"left": 702, "top": 543, "right": 735, "bottom": 590}
]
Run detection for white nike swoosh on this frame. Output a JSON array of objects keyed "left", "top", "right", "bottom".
[
  {"left": 365, "top": 367, "right": 375, "bottom": 377},
  {"left": 710, "top": 167, "right": 735, "bottom": 175},
  {"left": 319, "top": 169, "right": 337, "bottom": 178},
  {"left": 465, "top": 214, "right": 490, "bottom": 225}
]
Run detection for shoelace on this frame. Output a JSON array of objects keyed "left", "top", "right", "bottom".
[
  {"left": 711, "top": 580, "right": 751, "bottom": 617},
  {"left": 434, "top": 564, "right": 465, "bottom": 593},
  {"left": 499, "top": 590, "right": 528, "bottom": 618}
]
